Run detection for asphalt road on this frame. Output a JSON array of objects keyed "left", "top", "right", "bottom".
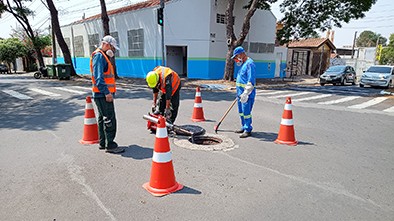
[{"left": 1, "top": 73, "right": 393, "bottom": 220}]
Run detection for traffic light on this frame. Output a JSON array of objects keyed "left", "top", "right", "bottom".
[{"left": 157, "top": 8, "right": 164, "bottom": 26}]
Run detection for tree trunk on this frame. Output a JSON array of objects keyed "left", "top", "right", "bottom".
[
  {"left": 46, "top": 0, "right": 78, "bottom": 76},
  {"left": 100, "top": 0, "right": 119, "bottom": 79},
  {"left": 223, "top": 0, "right": 259, "bottom": 81}
]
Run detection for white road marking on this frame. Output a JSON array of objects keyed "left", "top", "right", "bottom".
[
  {"left": 258, "top": 90, "right": 291, "bottom": 95},
  {"left": 292, "top": 94, "right": 333, "bottom": 102},
  {"left": 383, "top": 106, "right": 394, "bottom": 113},
  {"left": 2, "top": 90, "right": 33, "bottom": 100},
  {"left": 54, "top": 87, "right": 86, "bottom": 95},
  {"left": 29, "top": 88, "right": 61, "bottom": 97},
  {"left": 318, "top": 96, "right": 360, "bottom": 105},
  {"left": 268, "top": 91, "right": 312, "bottom": 99},
  {"left": 348, "top": 97, "right": 388, "bottom": 109},
  {"left": 72, "top": 86, "right": 92, "bottom": 91},
  {"left": 60, "top": 154, "right": 116, "bottom": 221}
]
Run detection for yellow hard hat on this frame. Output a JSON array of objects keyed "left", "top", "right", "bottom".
[{"left": 146, "top": 71, "right": 159, "bottom": 88}]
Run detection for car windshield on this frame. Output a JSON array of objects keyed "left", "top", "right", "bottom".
[
  {"left": 366, "top": 66, "right": 392, "bottom": 73},
  {"left": 326, "top": 66, "right": 345, "bottom": 72}
]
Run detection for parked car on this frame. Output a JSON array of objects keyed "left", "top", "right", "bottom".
[
  {"left": 0, "top": 64, "right": 8, "bottom": 74},
  {"left": 360, "top": 65, "right": 394, "bottom": 88},
  {"left": 319, "top": 65, "right": 357, "bottom": 86}
]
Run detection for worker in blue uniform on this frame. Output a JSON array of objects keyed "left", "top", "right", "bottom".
[{"left": 232, "top": 46, "right": 256, "bottom": 138}]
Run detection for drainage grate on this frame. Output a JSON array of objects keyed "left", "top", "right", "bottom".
[{"left": 189, "top": 136, "right": 222, "bottom": 145}]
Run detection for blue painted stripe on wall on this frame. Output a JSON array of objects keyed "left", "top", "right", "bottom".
[{"left": 57, "top": 57, "right": 287, "bottom": 79}]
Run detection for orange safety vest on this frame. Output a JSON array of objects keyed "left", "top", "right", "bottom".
[
  {"left": 154, "top": 66, "right": 180, "bottom": 96},
  {"left": 90, "top": 49, "right": 116, "bottom": 93}
]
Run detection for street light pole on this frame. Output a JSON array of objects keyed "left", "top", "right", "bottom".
[{"left": 160, "top": 0, "right": 165, "bottom": 66}]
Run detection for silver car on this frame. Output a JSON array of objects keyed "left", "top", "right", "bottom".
[{"left": 360, "top": 65, "right": 394, "bottom": 88}]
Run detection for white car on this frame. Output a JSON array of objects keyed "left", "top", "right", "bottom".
[{"left": 360, "top": 65, "right": 394, "bottom": 88}]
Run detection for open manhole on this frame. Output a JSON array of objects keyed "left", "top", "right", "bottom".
[
  {"left": 189, "top": 136, "right": 222, "bottom": 145},
  {"left": 174, "top": 133, "right": 235, "bottom": 151}
]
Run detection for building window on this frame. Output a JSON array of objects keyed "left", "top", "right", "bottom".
[
  {"left": 88, "top": 34, "right": 99, "bottom": 54},
  {"left": 250, "top": 42, "right": 275, "bottom": 54},
  {"left": 216, "top": 13, "right": 234, "bottom": 24},
  {"left": 127, "top": 28, "right": 144, "bottom": 57},
  {"left": 73, "top": 36, "right": 84, "bottom": 57},
  {"left": 242, "top": 41, "right": 248, "bottom": 52},
  {"left": 110, "top": 32, "right": 120, "bottom": 57}
]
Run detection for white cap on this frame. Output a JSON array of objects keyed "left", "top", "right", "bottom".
[{"left": 102, "top": 35, "right": 120, "bottom": 50}]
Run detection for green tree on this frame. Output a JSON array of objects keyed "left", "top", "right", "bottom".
[
  {"left": 356, "top": 30, "right": 387, "bottom": 47},
  {"left": 224, "top": 0, "right": 377, "bottom": 80},
  {"left": 277, "top": 0, "right": 377, "bottom": 45},
  {"left": 0, "top": 38, "right": 26, "bottom": 73},
  {"left": 380, "top": 34, "right": 394, "bottom": 65},
  {"left": 0, "top": 0, "right": 46, "bottom": 68}
]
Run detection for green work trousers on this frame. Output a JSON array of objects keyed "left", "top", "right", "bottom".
[{"left": 94, "top": 97, "right": 117, "bottom": 148}]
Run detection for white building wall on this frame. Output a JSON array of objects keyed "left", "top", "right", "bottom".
[{"left": 165, "top": 0, "right": 211, "bottom": 57}]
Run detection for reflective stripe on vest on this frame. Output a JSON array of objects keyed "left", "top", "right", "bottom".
[
  {"left": 90, "top": 49, "right": 116, "bottom": 93},
  {"left": 154, "top": 66, "right": 180, "bottom": 96}
]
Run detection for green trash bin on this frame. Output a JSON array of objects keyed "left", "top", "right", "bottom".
[
  {"left": 56, "top": 63, "right": 71, "bottom": 80},
  {"left": 47, "top": 64, "right": 57, "bottom": 78}
]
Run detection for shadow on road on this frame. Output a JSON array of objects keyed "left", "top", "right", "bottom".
[
  {"left": 120, "top": 144, "right": 153, "bottom": 159},
  {"left": 173, "top": 185, "right": 202, "bottom": 195},
  {"left": 250, "top": 131, "right": 278, "bottom": 142}
]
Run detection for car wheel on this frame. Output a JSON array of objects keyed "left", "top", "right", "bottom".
[
  {"left": 359, "top": 83, "right": 364, "bottom": 88},
  {"left": 320, "top": 83, "right": 325, "bottom": 86},
  {"left": 387, "top": 80, "right": 393, "bottom": 89},
  {"left": 341, "top": 78, "right": 345, "bottom": 86}
]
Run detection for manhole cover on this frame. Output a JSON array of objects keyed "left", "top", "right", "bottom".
[
  {"left": 174, "top": 125, "right": 205, "bottom": 136},
  {"left": 174, "top": 133, "right": 235, "bottom": 151},
  {"left": 189, "top": 136, "right": 222, "bottom": 145}
]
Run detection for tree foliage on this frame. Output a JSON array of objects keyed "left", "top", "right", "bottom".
[
  {"left": 0, "top": 38, "right": 26, "bottom": 72},
  {"left": 277, "top": 0, "right": 377, "bottom": 44},
  {"left": 380, "top": 34, "right": 394, "bottom": 65},
  {"left": 0, "top": 0, "right": 46, "bottom": 68},
  {"left": 356, "top": 30, "right": 387, "bottom": 47}
]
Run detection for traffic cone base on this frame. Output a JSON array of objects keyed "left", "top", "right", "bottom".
[
  {"left": 80, "top": 96, "right": 99, "bottom": 144},
  {"left": 143, "top": 182, "right": 183, "bottom": 197},
  {"left": 191, "top": 87, "right": 205, "bottom": 122},
  {"left": 275, "top": 97, "right": 297, "bottom": 146}
]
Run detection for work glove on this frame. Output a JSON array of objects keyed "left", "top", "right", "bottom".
[
  {"left": 240, "top": 93, "right": 249, "bottom": 103},
  {"left": 244, "top": 82, "right": 254, "bottom": 95},
  {"left": 164, "top": 108, "right": 172, "bottom": 119}
]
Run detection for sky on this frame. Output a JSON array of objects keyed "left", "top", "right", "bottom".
[{"left": 0, "top": 0, "right": 393, "bottom": 48}]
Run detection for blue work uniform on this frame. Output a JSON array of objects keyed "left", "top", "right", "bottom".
[{"left": 236, "top": 57, "right": 256, "bottom": 132}]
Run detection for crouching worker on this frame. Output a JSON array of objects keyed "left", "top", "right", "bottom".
[{"left": 146, "top": 66, "right": 181, "bottom": 124}]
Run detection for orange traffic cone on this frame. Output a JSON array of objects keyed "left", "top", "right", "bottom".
[
  {"left": 275, "top": 97, "right": 298, "bottom": 146},
  {"left": 143, "top": 116, "right": 183, "bottom": 196},
  {"left": 80, "top": 96, "right": 99, "bottom": 144},
  {"left": 191, "top": 86, "right": 205, "bottom": 122}
]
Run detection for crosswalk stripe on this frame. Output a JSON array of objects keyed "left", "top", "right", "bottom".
[
  {"left": 258, "top": 90, "right": 290, "bottom": 96},
  {"left": 383, "top": 106, "right": 394, "bottom": 113},
  {"left": 2, "top": 90, "right": 33, "bottom": 100},
  {"left": 318, "top": 96, "right": 360, "bottom": 105},
  {"left": 53, "top": 87, "right": 86, "bottom": 95},
  {"left": 348, "top": 97, "right": 388, "bottom": 109},
  {"left": 268, "top": 91, "right": 311, "bottom": 99},
  {"left": 72, "top": 86, "right": 91, "bottom": 91},
  {"left": 292, "top": 94, "right": 333, "bottom": 102},
  {"left": 29, "top": 88, "right": 61, "bottom": 97}
]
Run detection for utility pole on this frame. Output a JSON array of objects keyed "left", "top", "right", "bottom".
[
  {"left": 71, "top": 25, "right": 76, "bottom": 68},
  {"left": 160, "top": 0, "right": 165, "bottom": 66},
  {"left": 351, "top": 31, "right": 357, "bottom": 59},
  {"left": 51, "top": 24, "right": 57, "bottom": 65}
]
